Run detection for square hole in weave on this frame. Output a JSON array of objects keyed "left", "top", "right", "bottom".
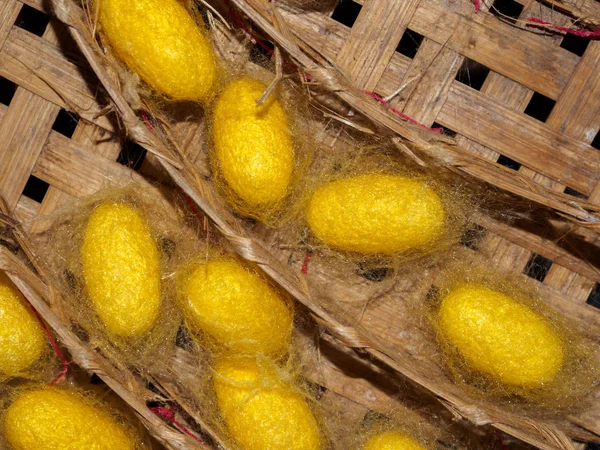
[
  {"left": 22, "top": 175, "right": 50, "bottom": 203},
  {"left": 52, "top": 110, "right": 79, "bottom": 138},
  {"left": 331, "top": 0, "right": 362, "bottom": 28},
  {"left": 497, "top": 155, "right": 521, "bottom": 171},
  {"left": 431, "top": 122, "right": 457, "bottom": 137},
  {"left": 396, "top": 29, "right": 424, "bottom": 59},
  {"left": 560, "top": 33, "right": 589, "bottom": 57},
  {"left": 564, "top": 186, "right": 588, "bottom": 200},
  {"left": 460, "top": 224, "right": 487, "bottom": 250},
  {"left": 490, "top": 0, "right": 524, "bottom": 23},
  {"left": 356, "top": 263, "right": 390, "bottom": 282},
  {"left": 524, "top": 92, "right": 556, "bottom": 122},
  {"left": 455, "top": 58, "right": 491, "bottom": 91},
  {"left": 249, "top": 40, "right": 274, "bottom": 66},
  {"left": 592, "top": 130, "right": 600, "bottom": 150},
  {"left": 15, "top": 4, "right": 49, "bottom": 37},
  {"left": 523, "top": 253, "right": 553, "bottom": 282},
  {"left": 117, "top": 141, "right": 147, "bottom": 172},
  {"left": 0, "top": 76, "right": 17, "bottom": 106},
  {"left": 587, "top": 283, "right": 600, "bottom": 310}
]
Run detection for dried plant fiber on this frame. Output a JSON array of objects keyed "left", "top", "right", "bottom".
[
  {"left": 212, "top": 78, "right": 294, "bottom": 212},
  {"left": 0, "top": 272, "right": 46, "bottom": 378},
  {"left": 3, "top": 386, "right": 139, "bottom": 450},
  {"left": 305, "top": 174, "right": 446, "bottom": 255},
  {"left": 178, "top": 255, "right": 293, "bottom": 355},
  {"left": 96, "top": 0, "right": 217, "bottom": 101},
  {"left": 81, "top": 202, "right": 161, "bottom": 338},
  {"left": 438, "top": 284, "right": 564, "bottom": 388},
  {"left": 362, "top": 431, "right": 428, "bottom": 450},
  {"left": 213, "top": 355, "right": 321, "bottom": 450}
]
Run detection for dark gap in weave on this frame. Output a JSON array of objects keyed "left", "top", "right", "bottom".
[
  {"left": 490, "top": 0, "right": 524, "bottom": 23},
  {"left": 356, "top": 263, "right": 390, "bottom": 282},
  {"left": 117, "top": 141, "right": 147, "bottom": 172},
  {"left": 563, "top": 186, "right": 588, "bottom": 200},
  {"left": 430, "top": 122, "right": 456, "bottom": 138},
  {"left": 524, "top": 92, "right": 556, "bottom": 123},
  {"left": 15, "top": 4, "right": 49, "bottom": 37},
  {"left": 0, "top": 76, "right": 17, "bottom": 106},
  {"left": 330, "top": 0, "right": 362, "bottom": 28},
  {"left": 22, "top": 175, "right": 49, "bottom": 203},
  {"left": 455, "top": 58, "right": 490, "bottom": 91},
  {"left": 523, "top": 253, "right": 553, "bottom": 282},
  {"left": 460, "top": 224, "right": 487, "bottom": 250},
  {"left": 560, "top": 33, "right": 589, "bottom": 57},
  {"left": 89, "top": 374, "right": 104, "bottom": 385},
  {"left": 586, "top": 283, "right": 600, "bottom": 310},
  {"left": 249, "top": 40, "right": 274, "bottom": 66},
  {"left": 592, "top": 130, "right": 600, "bottom": 150},
  {"left": 585, "top": 443, "right": 600, "bottom": 450},
  {"left": 396, "top": 29, "right": 424, "bottom": 59},
  {"left": 175, "top": 325, "right": 194, "bottom": 350},
  {"left": 497, "top": 155, "right": 521, "bottom": 171},
  {"left": 52, "top": 109, "right": 79, "bottom": 138}
]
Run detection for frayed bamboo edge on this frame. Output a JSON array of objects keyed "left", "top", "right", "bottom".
[
  {"left": 0, "top": 208, "right": 208, "bottom": 450},
  {"left": 46, "top": 1, "right": 595, "bottom": 449}
]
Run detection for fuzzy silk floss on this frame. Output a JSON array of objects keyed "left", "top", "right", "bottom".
[
  {"left": 213, "top": 78, "right": 294, "bottom": 207},
  {"left": 0, "top": 273, "right": 46, "bottom": 377},
  {"left": 363, "top": 431, "right": 428, "bottom": 450},
  {"left": 4, "top": 387, "right": 137, "bottom": 450},
  {"left": 81, "top": 203, "right": 161, "bottom": 338},
  {"left": 213, "top": 356, "right": 321, "bottom": 450},
  {"left": 438, "top": 284, "right": 565, "bottom": 387},
  {"left": 179, "top": 256, "right": 293, "bottom": 355},
  {"left": 306, "top": 174, "right": 446, "bottom": 255},
  {"left": 97, "top": 0, "right": 217, "bottom": 101}
]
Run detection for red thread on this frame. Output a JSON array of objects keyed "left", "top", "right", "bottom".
[
  {"left": 494, "top": 430, "right": 508, "bottom": 450},
  {"left": 27, "top": 305, "right": 69, "bottom": 386},
  {"left": 525, "top": 17, "right": 600, "bottom": 39},
  {"left": 151, "top": 405, "right": 206, "bottom": 444},
  {"left": 361, "top": 90, "right": 443, "bottom": 133},
  {"left": 140, "top": 110, "right": 154, "bottom": 131},
  {"left": 473, "top": 0, "right": 481, "bottom": 12},
  {"left": 301, "top": 252, "right": 312, "bottom": 275}
]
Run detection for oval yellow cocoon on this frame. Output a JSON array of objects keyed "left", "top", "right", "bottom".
[
  {"left": 98, "top": 0, "right": 216, "bottom": 101},
  {"left": 306, "top": 174, "right": 446, "bottom": 255},
  {"left": 4, "top": 387, "right": 137, "bottom": 450},
  {"left": 213, "top": 356, "right": 321, "bottom": 450},
  {"left": 0, "top": 273, "right": 46, "bottom": 377},
  {"left": 180, "top": 256, "right": 293, "bottom": 354},
  {"left": 438, "top": 284, "right": 564, "bottom": 387},
  {"left": 81, "top": 203, "right": 161, "bottom": 337},
  {"left": 213, "top": 78, "right": 294, "bottom": 206},
  {"left": 364, "top": 432, "right": 427, "bottom": 450}
]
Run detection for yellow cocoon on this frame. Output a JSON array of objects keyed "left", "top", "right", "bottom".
[
  {"left": 213, "top": 78, "right": 294, "bottom": 207},
  {"left": 213, "top": 356, "right": 321, "bottom": 450},
  {"left": 364, "top": 432, "right": 427, "bottom": 450},
  {"left": 306, "top": 174, "right": 446, "bottom": 255},
  {"left": 0, "top": 273, "right": 46, "bottom": 377},
  {"left": 81, "top": 203, "right": 161, "bottom": 337},
  {"left": 4, "top": 387, "right": 136, "bottom": 450},
  {"left": 438, "top": 284, "right": 564, "bottom": 387},
  {"left": 179, "top": 256, "right": 293, "bottom": 354},
  {"left": 97, "top": 0, "right": 216, "bottom": 101}
]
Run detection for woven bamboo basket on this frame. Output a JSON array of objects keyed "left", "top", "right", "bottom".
[{"left": 0, "top": 0, "right": 599, "bottom": 449}]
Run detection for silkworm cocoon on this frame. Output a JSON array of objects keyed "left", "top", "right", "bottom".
[
  {"left": 438, "top": 284, "right": 564, "bottom": 387},
  {"left": 306, "top": 174, "right": 446, "bottom": 255},
  {"left": 81, "top": 203, "right": 161, "bottom": 337},
  {"left": 0, "top": 273, "right": 46, "bottom": 377},
  {"left": 97, "top": 0, "right": 216, "bottom": 101},
  {"left": 213, "top": 78, "right": 294, "bottom": 207},
  {"left": 179, "top": 256, "right": 292, "bottom": 354},
  {"left": 364, "top": 432, "right": 427, "bottom": 450},
  {"left": 213, "top": 356, "right": 321, "bottom": 450},
  {"left": 4, "top": 387, "right": 137, "bottom": 450}
]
